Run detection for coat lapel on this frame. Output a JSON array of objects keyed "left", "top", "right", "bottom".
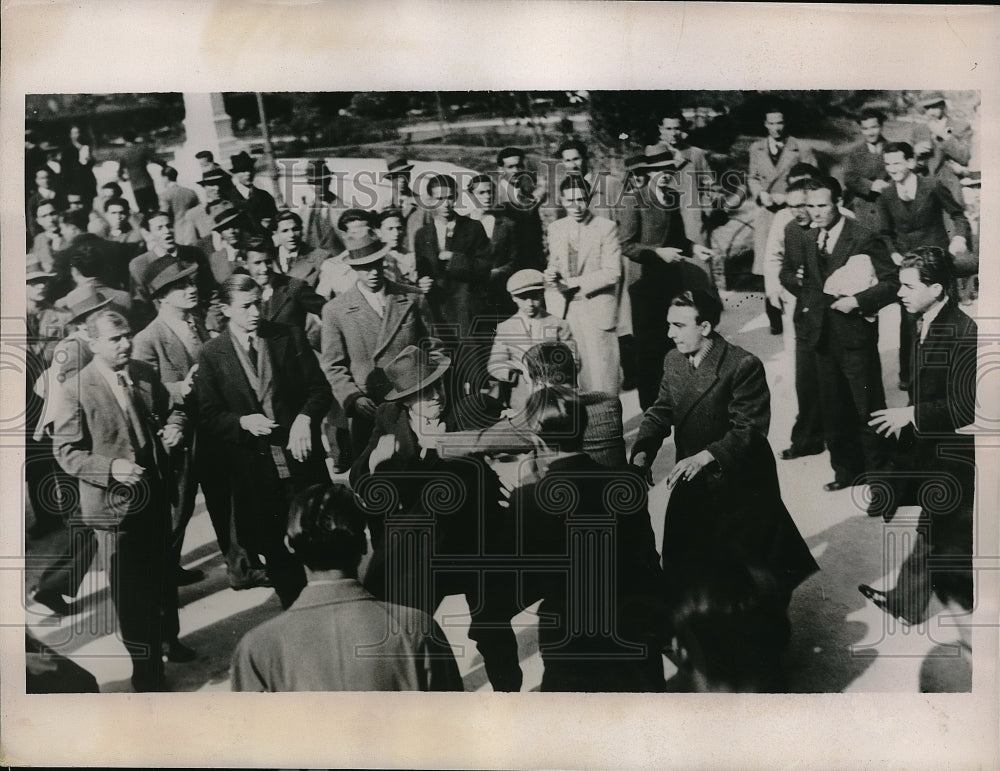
[
  {"left": 266, "top": 276, "right": 293, "bottom": 319},
  {"left": 673, "top": 339, "right": 726, "bottom": 429},
  {"left": 220, "top": 329, "right": 262, "bottom": 410},
  {"left": 373, "top": 286, "right": 414, "bottom": 362}
]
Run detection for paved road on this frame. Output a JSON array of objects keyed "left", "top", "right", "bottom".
[{"left": 24, "top": 290, "right": 974, "bottom": 692}]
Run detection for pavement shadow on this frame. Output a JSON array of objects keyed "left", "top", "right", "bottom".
[{"left": 784, "top": 513, "right": 887, "bottom": 692}]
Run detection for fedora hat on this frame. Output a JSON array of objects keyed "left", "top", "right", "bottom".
[
  {"left": 26, "top": 255, "right": 55, "bottom": 282},
  {"left": 230, "top": 151, "right": 257, "bottom": 173},
  {"left": 345, "top": 234, "right": 388, "bottom": 266},
  {"left": 919, "top": 91, "right": 947, "bottom": 108},
  {"left": 212, "top": 206, "right": 245, "bottom": 232},
  {"left": 386, "top": 157, "right": 414, "bottom": 176},
  {"left": 143, "top": 255, "right": 198, "bottom": 296},
  {"left": 198, "top": 168, "right": 230, "bottom": 187},
  {"left": 67, "top": 290, "right": 111, "bottom": 324},
  {"left": 383, "top": 343, "right": 452, "bottom": 401}
]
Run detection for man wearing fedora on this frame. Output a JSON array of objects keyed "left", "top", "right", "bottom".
[
  {"left": 380, "top": 156, "right": 425, "bottom": 253},
  {"left": 320, "top": 234, "right": 434, "bottom": 455},
  {"left": 189, "top": 169, "right": 234, "bottom": 251},
  {"left": 350, "top": 344, "right": 522, "bottom": 692},
  {"left": 229, "top": 151, "right": 278, "bottom": 236},
  {"left": 53, "top": 307, "right": 188, "bottom": 690},
  {"left": 207, "top": 204, "right": 251, "bottom": 285},
  {"left": 133, "top": 257, "right": 214, "bottom": 588},
  {"left": 621, "top": 156, "right": 714, "bottom": 410},
  {"left": 315, "top": 209, "right": 377, "bottom": 300},
  {"left": 129, "top": 210, "right": 215, "bottom": 333},
  {"left": 298, "top": 159, "right": 347, "bottom": 256},
  {"left": 196, "top": 274, "right": 333, "bottom": 606}
]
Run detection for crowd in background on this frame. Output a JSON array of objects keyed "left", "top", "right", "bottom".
[{"left": 23, "top": 91, "right": 979, "bottom": 693}]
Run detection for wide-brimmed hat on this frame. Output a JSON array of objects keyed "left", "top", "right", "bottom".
[
  {"left": 26, "top": 255, "right": 55, "bottom": 282},
  {"left": 198, "top": 169, "right": 230, "bottom": 187},
  {"left": 506, "top": 268, "right": 545, "bottom": 296},
  {"left": 641, "top": 151, "right": 687, "bottom": 172},
  {"left": 345, "top": 234, "right": 389, "bottom": 266},
  {"left": 67, "top": 290, "right": 111, "bottom": 324},
  {"left": 383, "top": 343, "right": 452, "bottom": 401},
  {"left": 386, "top": 157, "right": 414, "bottom": 176},
  {"left": 230, "top": 151, "right": 257, "bottom": 173},
  {"left": 143, "top": 255, "right": 198, "bottom": 296},
  {"left": 212, "top": 206, "right": 245, "bottom": 232},
  {"left": 919, "top": 91, "right": 947, "bottom": 108}
]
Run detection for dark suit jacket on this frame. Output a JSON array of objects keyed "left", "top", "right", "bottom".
[
  {"left": 320, "top": 280, "right": 433, "bottom": 412},
  {"left": 484, "top": 213, "right": 521, "bottom": 317},
  {"left": 231, "top": 185, "right": 278, "bottom": 234},
  {"left": 209, "top": 248, "right": 244, "bottom": 286},
  {"left": 620, "top": 183, "right": 701, "bottom": 292},
  {"left": 842, "top": 141, "right": 888, "bottom": 232},
  {"left": 283, "top": 245, "right": 331, "bottom": 288},
  {"left": 263, "top": 273, "right": 325, "bottom": 331},
  {"left": 779, "top": 216, "right": 897, "bottom": 351},
  {"left": 632, "top": 335, "right": 819, "bottom": 591},
  {"left": 877, "top": 175, "right": 971, "bottom": 255},
  {"left": 53, "top": 359, "right": 184, "bottom": 528},
  {"left": 415, "top": 214, "right": 492, "bottom": 337}
]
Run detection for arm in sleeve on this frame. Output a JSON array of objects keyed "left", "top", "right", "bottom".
[
  {"left": 193, "top": 348, "right": 248, "bottom": 447},
  {"left": 704, "top": 354, "right": 771, "bottom": 472},
  {"left": 937, "top": 122, "right": 972, "bottom": 166},
  {"left": 778, "top": 222, "right": 804, "bottom": 297},
  {"left": 746, "top": 145, "right": 764, "bottom": 202},
  {"left": 291, "top": 326, "right": 333, "bottom": 421},
  {"left": 935, "top": 182, "right": 972, "bottom": 244},
  {"left": 876, "top": 194, "right": 899, "bottom": 255},
  {"left": 447, "top": 221, "right": 492, "bottom": 283},
  {"left": 319, "top": 302, "right": 365, "bottom": 413},
  {"left": 854, "top": 232, "right": 900, "bottom": 316},
  {"left": 566, "top": 220, "right": 622, "bottom": 297},
  {"left": 843, "top": 152, "right": 879, "bottom": 202},
  {"left": 53, "top": 390, "right": 114, "bottom": 488},
  {"left": 294, "top": 281, "right": 328, "bottom": 318},
  {"left": 763, "top": 211, "right": 788, "bottom": 297},
  {"left": 916, "top": 316, "right": 977, "bottom": 433}
]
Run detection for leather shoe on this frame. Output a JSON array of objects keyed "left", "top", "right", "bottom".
[
  {"left": 33, "top": 589, "right": 71, "bottom": 616},
  {"left": 229, "top": 568, "right": 272, "bottom": 590},
  {"left": 823, "top": 480, "right": 849, "bottom": 492},
  {"left": 163, "top": 640, "right": 197, "bottom": 663},
  {"left": 780, "top": 446, "right": 823, "bottom": 460},
  {"left": 176, "top": 567, "right": 205, "bottom": 586}
]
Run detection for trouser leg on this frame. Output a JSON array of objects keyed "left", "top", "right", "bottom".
[{"left": 789, "top": 337, "right": 824, "bottom": 453}]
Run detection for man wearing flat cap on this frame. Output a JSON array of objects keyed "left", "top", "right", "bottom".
[
  {"left": 320, "top": 233, "right": 434, "bottom": 455},
  {"left": 228, "top": 151, "right": 278, "bottom": 236}
]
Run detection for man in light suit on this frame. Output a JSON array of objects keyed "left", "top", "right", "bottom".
[
  {"left": 320, "top": 235, "right": 435, "bottom": 455},
  {"left": 53, "top": 309, "right": 187, "bottom": 691},
  {"left": 196, "top": 274, "right": 333, "bottom": 608},
  {"left": 231, "top": 483, "right": 462, "bottom": 692},
  {"left": 781, "top": 177, "right": 898, "bottom": 498},
  {"left": 546, "top": 175, "right": 623, "bottom": 395},
  {"left": 748, "top": 107, "right": 818, "bottom": 331}
]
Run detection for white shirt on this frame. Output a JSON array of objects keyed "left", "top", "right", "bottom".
[
  {"left": 895, "top": 173, "right": 918, "bottom": 202},
  {"left": 818, "top": 214, "right": 847, "bottom": 254},
  {"left": 277, "top": 246, "right": 299, "bottom": 274},
  {"left": 919, "top": 297, "right": 948, "bottom": 344},
  {"left": 481, "top": 213, "right": 495, "bottom": 239},
  {"left": 768, "top": 138, "right": 784, "bottom": 157},
  {"left": 93, "top": 357, "right": 131, "bottom": 414},
  {"left": 433, "top": 217, "right": 455, "bottom": 253},
  {"left": 356, "top": 282, "right": 386, "bottom": 317}
]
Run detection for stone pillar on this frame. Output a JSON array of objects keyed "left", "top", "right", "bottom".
[{"left": 179, "top": 92, "right": 239, "bottom": 194}]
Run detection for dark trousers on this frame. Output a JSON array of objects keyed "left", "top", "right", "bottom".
[
  {"left": 898, "top": 303, "right": 916, "bottom": 389},
  {"left": 36, "top": 522, "right": 99, "bottom": 600},
  {"left": 885, "top": 504, "right": 973, "bottom": 624},
  {"left": 25, "top": 436, "right": 76, "bottom": 528},
  {"left": 349, "top": 412, "right": 376, "bottom": 457},
  {"left": 765, "top": 297, "right": 783, "bottom": 334},
  {"left": 618, "top": 334, "right": 638, "bottom": 388},
  {"left": 631, "top": 288, "right": 675, "bottom": 411},
  {"left": 815, "top": 335, "right": 888, "bottom": 485},
  {"left": 789, "top": 333, "right": 825, "bottom": 453},
  {"left": 132, "top": 185, "right": 159, "bottom": 214}
]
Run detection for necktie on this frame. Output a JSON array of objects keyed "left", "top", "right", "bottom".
[
  {"left": 247, "top": 337, "right": 258, "bottom": 373},
  {"left": 117, "top": 372, "right": 148, "bottom": 450},
  {"left": 817, "top": 229, "right": 829, "bottom": 257}
]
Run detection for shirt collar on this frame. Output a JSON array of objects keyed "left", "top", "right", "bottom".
[
  {"left": 93, "top": 356, "right": 130, "bottom": 386},
  {"left": 896, "top": 173, "right": 918, "bottom": 200},
  {"left": 821, "top": 215, "right": 847, "bottom": 251},
  {"left": 689, "top": 336, "right": 715, "bottom": 369}
]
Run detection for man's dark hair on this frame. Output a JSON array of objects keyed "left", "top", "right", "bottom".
[
  {"left": 857, "top": 108, "right": 887, "bottom": 125},
  {"left": 104, "top": 196, "right": 131, "bottom": 214},
  {"left": 69, "top": 244, "right": 104, "bottom": 279},
  {"left": 670, "top": 288, "right": 724, "bottom": 329},
  {"left": 195, "top": 150, "right": 214, "bottom": 162},
  {"left": 377, "top": 208, "right": 405, "bottom": 226},
  {"left": 101, "top": 181, "right": 123, "bottom": 197},
  {"left": 58, "top": 210, "right": 89, "bottom": 233},
  {"left": 786, "top": 178, "right": 811, "bottom": 195},
  {"left": 467, "top": 173, "right": 495, "bottom": 193},
  {"left": 884, "top": 141, "right": 915, "bottom": 160},
  {"left": 163, "top": 166, "right": 179, "bottom": 182},
  {"left": 659, "top": 108, "right": 688, "bottom": 127},
  {"left": 33, "top": 199, "right": 60, "bottom": 218},
  {"left": 276, "top": 210, "right": 303, "bottom": 228},
  {"left": 803, "top": 175, "right": 843, "bottom": 203},
  {"left": 900, "top": 246, "right": 954, "bottom": 300},
  {"left": 139, "top": 210, "right": 173, "bottom": 230},
  {"left": 286, "top": 483, "right": 367, "bottom": 573},
  {"left": 556, "top": 139, "right": 589, "bottom": 161},
  {"left": 337, "top": 208, "right": 374, "bottom": 232},
  {"left": 244, "top": 235, "right": 275, "bottom": 257},
  {"left": 523, "top": 341, "right": 578, "bottom": 388},
  {"left": 524, "top": 385, "right": 587, "bottom": 453},
  {"left": 496, "top": 146, "right": 525, "bottom": 166},
  {"left": 786, "top": 163, "right": 819, "bottom": 182},
  {"left": 219, "top": 273, "right": 261, "bottom": 305},
  {"left": 427, "top": 174, "right": 457, "bottom": 196},
  {"left": 763, "top": 105, "right": 785, "bottom": 118}
]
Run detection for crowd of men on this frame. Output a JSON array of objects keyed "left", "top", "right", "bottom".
[{"left": 24, "top": 91, "right": 979, "bottom": 693}]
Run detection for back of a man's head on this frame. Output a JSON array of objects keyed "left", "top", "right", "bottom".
[
  {"left": 523, "top": 341, "right": 578, "bottom": 389},
  {"left": 286, "top": 484, "right": 367, "bottom": 574}
]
